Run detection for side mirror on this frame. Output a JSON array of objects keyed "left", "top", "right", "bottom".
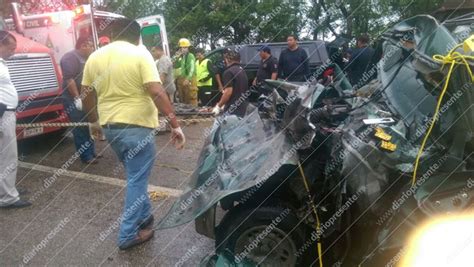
[{"left": 11, "top": 2, "right": 24, "bottom": 34}]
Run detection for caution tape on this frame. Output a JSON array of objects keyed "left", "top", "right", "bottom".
[{"left": 16, "top": 117, "right": 215, "bottom": 128}]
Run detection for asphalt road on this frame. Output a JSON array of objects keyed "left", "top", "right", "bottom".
[{"left": 0, "top": 121, "right": 215, "bottom": 266}]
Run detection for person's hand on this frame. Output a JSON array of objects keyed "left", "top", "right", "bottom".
[
  {"left": 171, "top": 127, "right": 186, "bottom": 149},
  {"left": 218, "top": 85, "right": 224, "bottom": 92},
  {"left": 252, "top": 79, "right": 257, "bottom": 86},
  {"left": 74, "top": 97, "right": 83, "bottom": 111},
  {"left": 212, "top": 105, "right": 222, "bottom": 116},
  {"left": 89, "top": 121, "right": 102, "bottom": 140},
  {"left": 183, "top": 79, "right": 191, "bottom": 86}
]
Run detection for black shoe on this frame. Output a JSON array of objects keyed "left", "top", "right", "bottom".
[
  {"left": 82, "top": 158, "right": 99, "bottom": 165},
  {"left": 118, "top": 229, "right": 154, "bottom": 250},
  {"left": 139, "top": 215, "right": 154, "bottom": 230},
  {"left": 17, "top": 188, "right": 28, "bottom": 195},
  {"left": 1, "top": 199, "right": 32, "bottom": 209}
]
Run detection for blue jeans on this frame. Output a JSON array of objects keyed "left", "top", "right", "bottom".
[
  {"left": 103, "top": 126, "right": 156, "bottom": 244},
  {"left": 63, "top": 98, "right": 95, "bottom": 162}
]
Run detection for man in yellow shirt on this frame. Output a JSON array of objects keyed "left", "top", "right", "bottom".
[{"left": 82, "top": 19, "right": 185, "bottom": 250}]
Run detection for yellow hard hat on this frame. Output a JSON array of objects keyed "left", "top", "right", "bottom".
[{"left": 178, "top": 38, "right": 191, "bottom": 48}]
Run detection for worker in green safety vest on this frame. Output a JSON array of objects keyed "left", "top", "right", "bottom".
[{"left": 195, "top": 48, "right": 216, "bottom": 107}]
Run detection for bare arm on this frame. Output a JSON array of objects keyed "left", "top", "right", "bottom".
[
  {"left": 217, "top": 87, "right": 233, "bottom": 108},
  {"left": 271, "top": 72, "right": 278, "bottom": 80},
  {"left": 82, "top": 86, "right": 99, "bottom": 122},
  {"left": 144, "top": 82, "right": 179, "bottom": 129},
  {"left": 66, "top": 79, "right": 80, "bottom": 98},
  {"left": 215, "top": 74, "right": 224, "bottom": 91},
  {"left": 160, "top": 73, "right": 168, "bottom": 85}
]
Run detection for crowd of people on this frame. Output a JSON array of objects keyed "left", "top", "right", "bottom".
[{"left": 0, "top": 19, "right": 376, "bottom": 251}]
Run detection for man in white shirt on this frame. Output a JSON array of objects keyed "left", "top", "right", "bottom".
[{"left": 0, "top": 31, "right": 31, "bottom": 209}]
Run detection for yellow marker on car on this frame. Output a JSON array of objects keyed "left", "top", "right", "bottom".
[
  {"left": 380, "top": 141, "right": 397, "bottom": 152},
  {"left": 374, "top": 127, "right": 392, "bottom": 141}
]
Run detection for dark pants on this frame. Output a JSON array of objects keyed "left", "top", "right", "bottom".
[
  {"left": 63, "top": 98, "right": 95, "bottom": 162},
  {"left": 198, "top": 86, "right": 218, "bottom": 107}
]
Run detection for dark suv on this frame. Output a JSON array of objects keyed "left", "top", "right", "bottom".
[{"left": 203, "top": 40, "right": 345, "bottom": 104}]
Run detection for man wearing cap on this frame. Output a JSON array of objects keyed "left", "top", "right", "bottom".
[
  {"left": 213, "top": 50, "right": 249, "bottom": 117},
  {"left": 99, "top": 36, "right": 110, "bottom": 47},
  {"left": 253, "top": 45, "right": 278, "bottom": 86},
  {"left": 175, "top": 38, "right": 197, "bottom": 105}
]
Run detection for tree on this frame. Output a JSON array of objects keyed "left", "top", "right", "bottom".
[
  {"left": 94, "top": 0, "right": 162, "bottom": 19},
  {"left": 163, "top": 0, "right": 305, "bottom": 51},
  {"left": 306, "top": 0, "right": 445, "bottom": 40}
]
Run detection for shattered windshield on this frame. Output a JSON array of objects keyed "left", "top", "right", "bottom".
[
  {"left": 158, "top": 108, "right": 299, "bottom": 229},
  {"left": 379, "top": 16, "right": 457, "bottom": 128}
]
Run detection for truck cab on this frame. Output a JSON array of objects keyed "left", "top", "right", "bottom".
[{"left": 1, "top": 15, "right": 67, "bottom": 139}]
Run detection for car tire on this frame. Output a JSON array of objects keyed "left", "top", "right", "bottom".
[{"left": 215, "top": 205, "right": 313, "bottom": 266}]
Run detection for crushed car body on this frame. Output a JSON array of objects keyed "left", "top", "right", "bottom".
[{"left": 158, "top": 15, "right": 474, "bottom": 266}]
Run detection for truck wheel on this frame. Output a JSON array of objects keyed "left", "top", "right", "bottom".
[{"left": 215, "top": 205, "right": 311, "bottom": 266}]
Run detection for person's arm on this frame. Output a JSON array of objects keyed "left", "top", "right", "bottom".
[
  {"left": 157, "top": 60, "right": 169, "bottom": 86},
  {"left": 216, "top": 70, "right": 233, "bottom": 108},
  {"left": 142, "top": 53, "right": 185, "bottom": 148},
  {"left": 185, "top": 54, "right": 195, "bottom": 81},
  {"left": 82, "top": 86, "right": 98, "bottom": 123},
  {"left": 271, "top": 72, "right": 278, "bottom": 80},
  {"left": 160, "top": 73, "right": 168, "bottom": 84},
  {"left": 217, "top": 87, "right": 232, "bottom": 108},
  {"left": 60, "top": 55, "right": 80, "bottom": 97},
  {"left": 81, "top": 59, "right": 98, "bottom": 123},
  {"left": 65, "top": 79, "right": 80, "bottom": 97},
  {"left": 277, "top": 52, "right": 284, "bottom": 79},
  {"left": 215, "top": 73, "right": 224, "bottom": 91},
  {"left": 270, "top": 57, "right": 278, "bottom": 80}
]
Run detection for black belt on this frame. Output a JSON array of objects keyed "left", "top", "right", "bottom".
[
  {"left": 6, "top": 108, "right": 16, "bottom": 111},
  {"left": 103, "top": 123, "right": 142, "bottom": 129}
]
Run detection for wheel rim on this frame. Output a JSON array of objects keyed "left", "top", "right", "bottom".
[{"left": 234, "top": 225, "right": 298, "bottom": 266}]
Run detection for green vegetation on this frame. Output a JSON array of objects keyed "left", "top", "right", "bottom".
[{"left": 1, "top": 0, "right": 447, "bottom": 49}]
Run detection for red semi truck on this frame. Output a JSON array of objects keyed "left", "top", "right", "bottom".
[{"left": 1, "top": 10, "right": 67, "bottom": 140}]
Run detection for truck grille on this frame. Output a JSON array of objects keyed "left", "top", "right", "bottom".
[{"left": 6, "top": 55, "right": 59, "bottom": 94}]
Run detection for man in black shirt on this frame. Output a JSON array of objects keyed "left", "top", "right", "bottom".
[
  {"left": 278, "top": 35, "right": 309, "bottom": 82},
  {"left": 253, "top": 45, "right": 278, "bottom": 86},
  {"left": 213, "top": 50, "right": 249, "bottom": 117},
  {"left": 346, "top": 34, "right": 376, "bottom": 88}
]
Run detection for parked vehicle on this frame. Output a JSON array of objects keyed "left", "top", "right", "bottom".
[
  {"left": 1, "top": 8, "right": 67, "bottom": 140},
  {"left": 203, "top": 40, "right": 347, "bottom": 104}
]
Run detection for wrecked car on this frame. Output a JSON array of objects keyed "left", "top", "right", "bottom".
[{"left": 157, "top": 15, "right": 473, "bottom": 267}]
